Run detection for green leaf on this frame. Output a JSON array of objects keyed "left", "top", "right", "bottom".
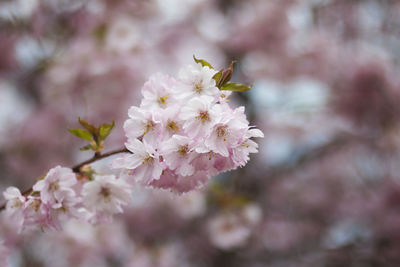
[
  {"left": 68, "top": 128, "right": 93, "bottom": 141},
  {"left": 80, "top": 144, "right": 93, "bottom": 151},
  {"left": 99, "top": 121, "right": 115, "bottom": 141},
  {"left": 212, "top": 70, "right": 223, "bottom": 86},
  {"left": 220, "top": 82, "right": 252, "bottom": 92},
  {"left": 78, "top": 117, "right": 98, "bottom": 137},
  {"left": 193, "top": 55, "right": 213, "bottom": 69}
]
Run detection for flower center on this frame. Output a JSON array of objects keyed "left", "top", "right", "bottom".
[
  {"left": 196, "top": 111, "right": 210, "bottom": 123},
  {"left": 29, "top": 199, "right": 41, "bottom": 212},
  {"left": 194, "top": 83, "right": 203, "bottom": 93},
  {"left": 144, "top": 120, "right": 155, "bottom": 135},
  {"left": 100, "top": 187, "right": 111, "bottom": 202},
  {"left": 48, "top": 180, "right": 59, "bottom": 192},
  {"left": 142, "top": 154, "right": 153, "bottom": 165},
  {"left": 216, "top": 125, "right": 228, "bottom": 141},
  {"left": 178, "top": 144, "right": 189, "bottom": 156},
  {"left": 158, "top": 95, "right": 169, "bottom": 106},
  {"left": 167, "top": 120, "right": 179, "bottom": 131}
]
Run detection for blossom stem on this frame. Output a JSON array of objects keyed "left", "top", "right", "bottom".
[
  {"left": 0, "top": 147, "right": 130, "bottom": 211},
  {"left": 71, "top": 147, "right": 129, "bottom": 172}
]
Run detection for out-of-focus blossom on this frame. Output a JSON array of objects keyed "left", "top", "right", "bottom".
[
  {"left": 32, "top": 166, "right": 77, "bottom": 206},
  {"left": 207, "top": 213, "right": 252, "bottom": 250},
  {"left": 0, "top": 240, "right": 9, "bottom": 267},
  {"left": 82, "top": 174, "right": 132, "bottom": 219}
]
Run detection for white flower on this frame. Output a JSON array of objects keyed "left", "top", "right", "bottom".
[
  {"left": 0, "top": 240, "right": 9, "bottom": 267},
  {"left": 124, "top": 106, "right": 161, "bottom": 144},
  {"left": 180, "top": 95, "right": 218, "bottom": 139},
  {"left": 82, "top": 174, "right": 132, "bottom": 215},
  {"left": 204, "top": 107, "right": 248, "bottom": 157},
  {"left": 161, "top": 135, "right": 197, "bottom": 176},
  {"left": 207, "top": 213, "right": 251, "bottom": 250},
  {"left": 176, "top": 63, "right": 219, "bottom": 99},
  {"left": 32, "top": 166, "right": 77, "bottom": 205},
  {"left": 113, "top": 139, "right": 164, "bottom": 184},
  {"left": 106, "top": 16, "right": 140, "bottom": 52},
  {"left": 232, "top": 128, "right": 264, "bottom": 167},
  {"left": 140, "top": 73, "right": 178, "bottom": 110},
  {"left": 3, "top": 187, "right": 25, "bottom": 232}
]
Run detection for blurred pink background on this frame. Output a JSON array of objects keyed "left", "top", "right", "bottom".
[{"left": 1, "top": 0, "right": 400, "bottom": 266}]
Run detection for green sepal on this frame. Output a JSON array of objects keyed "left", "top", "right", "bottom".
[
  {"left": 99, "top": 121, "right": 115, "bottom": 141},
  {"left": 80, "top": 144, "right": 93, "bottom": 151},
  {"left": 31, "top": 191, "right": 40, "bottom": 197},
  {"left": 193, "top": 55, "right": 213, "bottom": 69},
  {"left": 220, "top": 82, "right": 252, "bottom": 92},
  {"left": 212, "top": 70, "right": 223, "bottom": 86},
  {"left": 68, "top": 128, "right": 93, "bottom": 141}
]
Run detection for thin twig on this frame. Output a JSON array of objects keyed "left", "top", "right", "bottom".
[{"left": 0, "top": 147, "right": 130, "bottom": 211}]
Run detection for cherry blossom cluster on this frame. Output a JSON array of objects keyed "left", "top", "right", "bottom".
[
  {"left": 2, "top": 166, "right": 132, "bottom": 232},
  {"left": 112, "top": 62, "right": 263, "bottom": 193},
  {"left": 1, "top": 61, "right": 263, "bottom": 233}
]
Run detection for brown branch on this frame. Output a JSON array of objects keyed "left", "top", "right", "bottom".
[
  {"left": 0, "top": 147, "right": 130, "bottom": 211},
  {"left": 71, "top": 147, "right": 129, "bottom": 172}
]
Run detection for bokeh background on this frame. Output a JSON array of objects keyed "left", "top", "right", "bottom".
[{"left": 1, "top": 0, "right": 400, "bottom": 266}]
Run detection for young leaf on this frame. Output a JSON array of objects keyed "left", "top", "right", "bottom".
[
  {"left": 80, "top": 144, "right": 93, "bottom": 151},
  {"left": 212, "top": 70, "right": 223, "bottom": 86},
  {"left": 78, "top": 117, "right": 98, "bottom": 136},
  {"left": 99, "top": 121, "right": 115, "bottom": 141},
  {"left": 217, "top": 60, "right": 236, "bottom": 88},
  {"left": 220, "top": 82, "right": 252, "bottom": 92},
  {"left": 68, "top": 128, "right": 93, "bottom": 141},
  {"left": 193, "top": 55, "right": 214, "bottom": 69}
]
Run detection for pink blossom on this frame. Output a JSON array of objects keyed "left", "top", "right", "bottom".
[
  {"left": 3, "top": 187, "right": 25, "bottom": 232},
  {"left": 180, "top": 95, "right": 218, "bottom": 139},
  {"left": 113, "top": 139, "right": 164, "bottom": 184},
  {"left": 207, "top": 213, "right": 252, "bottom": 250},
  {"left": 176, "top": 63, "right": 219, "bottom": 100},
  {"left": 32, "top": 166, "right": 77, "bottom": 206},
  {"left": 161, "top": 135, "right": 197, "bottom": 176},
  {"left": 123, "top": 106, "right": 161, "bottom": 144},
  {"left": 203, "top": 107, "right": 248, "bottom": 157},
  {"left": 0, "top": 240, "right": 9, "bottom": 267},
  {"left": 113, "top": 63, "right": 263, "bottom": 193},
  {"left": 140, "top": 73, "right": 178, "bottom": 110},
  {"left": 232, "top": 128, "right": 264, "bottom": 167},
  {"left": 82, "top": 174, "right": 132, "bottom": 216}
]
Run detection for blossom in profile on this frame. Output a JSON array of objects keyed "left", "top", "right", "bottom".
[{"left": 3, "top": 187, "right": 25, "bottom": 232}]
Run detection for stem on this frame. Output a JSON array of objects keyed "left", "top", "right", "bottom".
[
  {"left": 72, "top": 147, "right": 129, "bottom": 172},
  {"left": 0, "top": 147, "right": 130, "bottom": 211}
]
